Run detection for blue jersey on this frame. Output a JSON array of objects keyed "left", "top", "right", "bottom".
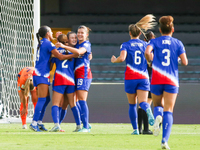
[
  {"left": 51, "top": 47, "right": 75, "bottom": 86},
  {"left": 33, "top": 38, "right": 56, "bottom": 78},
  {"left": 120, "top": 39, "right": 149, "bottom": 80},
  {"left": 74, "top": 40, "right": 92, "bottom": 79},
  {"left": 148, "top": 36, "right": 186, "bottom": 87}
]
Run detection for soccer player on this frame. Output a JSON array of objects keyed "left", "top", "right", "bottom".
[
  {"left": 111, "top": 14, "right": 156, "bottom": 135},
  {"left": 49, "top": 33, "right": 81, "bottom": 132},
  {"left": 145, "top": 16, "right": 188, "bottom": 149},
  {"left": 55, "top": 25, "right": 92, "bottom": 132},
  {"left": 17, "top": 67, "right": 37, "bottom": 129},
  {"left": 138, "top": 31, "right": 155, "bottom": 134},
  {"left": 30, "top": 26, "right": 80, "bottom": 132}
]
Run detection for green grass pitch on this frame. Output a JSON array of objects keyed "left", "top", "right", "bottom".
[{"left": 0, "top": 123, "right": 200, "bottom": 150}]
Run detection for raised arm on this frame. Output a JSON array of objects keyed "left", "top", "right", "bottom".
[{"left": 55, "top": 42, "right": 82, "bottom": 55}]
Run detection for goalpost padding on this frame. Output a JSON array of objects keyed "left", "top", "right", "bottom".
[{"left": 0, "top": 0, "right": 40, "bottom": 123}]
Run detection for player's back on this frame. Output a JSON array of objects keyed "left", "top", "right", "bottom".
[
  {"left": 149, "top": 36, "right": 185, "bottom": 86},
  {"left": 121, "top": 39, "right": 149, "bottom": 80},
  {"left": 18, "top": 67, "right": 34, "bottom": 88},
  {"left": 52, "top": 47, "right": 75, "bottom": 86}
]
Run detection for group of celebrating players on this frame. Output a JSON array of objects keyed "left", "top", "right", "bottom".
[{"left": 17, "top": 14, "right": 188, "bottom": 149}]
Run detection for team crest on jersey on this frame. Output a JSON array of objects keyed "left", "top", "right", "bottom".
[{"left": 83, "top": 43, "right": 89, "bottom": 48}]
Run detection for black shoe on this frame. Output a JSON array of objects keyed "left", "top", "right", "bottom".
[
  {"left": 139, "top": 130, "right": 142, "bottom": 134},
  {"left": 142, "top": 130, "right": 153, "bottom": 135}
]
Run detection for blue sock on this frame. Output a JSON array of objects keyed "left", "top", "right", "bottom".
[
  {"left": 38, "top": 96, "right": 50, "bottom": 121},
  {"left": 51, "top": 105, "right": 59, "bottom": 124},
  {"left": 162, "top": 111, "right": 173, "bottom": 143},
  {"left": 79, "top": 100, "right": 89, "bottom": 129},
  {"left": 71, "top": 106, "right": 81, "bottom": 126},
  {"left": 76, "top": 101, "right": 83, "bottom": 122},
  {"left": 33, "top": 97, "right": 46, "bottom": 122},
  {"left": 129, "top": 104, "right": 137, "bottom": 130},
  {"left": 59, "top": 107, "right": 62, "bottom": 116},
  {"left": 59, "top": 109, "right": 67, "bottom": 124},
  {"left": 139, "top": 102, "right": 150, "bottom": 111},
  {"left": 154, "top": 106, "right": 164, "bottom": 119}
]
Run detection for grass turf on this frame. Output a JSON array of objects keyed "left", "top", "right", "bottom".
[{"left": 0, "top": 123, "right": 199, "bottom": 150}]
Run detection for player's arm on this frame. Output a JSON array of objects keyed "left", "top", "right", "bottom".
[
  {"left": 145, "top": 45, "right": 154, "bottom": 66},
  {"left": 55, "top": 42, "right": 81, "bottom": 55},
  {"left": 179, "top": 53, "right": 188, "bottom": 66},
  {"left": 111, "top": 50, "right": 127, "bottom": 63},
  {"left": 20, "top": 90, "right": 28, "bottom": 116},
  {"left": 51, "top": 49, "right": 78, "bottom": 60}
]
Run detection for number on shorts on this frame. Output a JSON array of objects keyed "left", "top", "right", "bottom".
[
  {"left": 135, "top": 50, "right": 141, "bottom": 65},
  {"left": 77, "top": 79, "right": 83, "bottom": 85},
  {"left": 162, "top": 49, "right": 170, "bottom": 66},
  {"left": 62, "top": 60, "right": 68, "bottom": 68}
]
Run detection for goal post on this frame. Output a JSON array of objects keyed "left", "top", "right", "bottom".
[{"left": 0, "top": 0, "right": 40, "bottom": 123}]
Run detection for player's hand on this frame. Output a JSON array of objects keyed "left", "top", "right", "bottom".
[
  {"left": 55, "top": 42, "right": 64, "bottom": 48},
  {"left": 55, "top": 31, "right": 62, "bottom": 38},
  {"left": 111, "top": 55, "right": 116, "bottom": 63},
  {"left": 21, "top": 108, "right": 27, "bottom": 116}
]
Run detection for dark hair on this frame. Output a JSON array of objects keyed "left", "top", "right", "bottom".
[
  {"left": 67, "top": 31, "right": 76, "bottom": 39},
  {"left": 144, "top": 31, "right": 155, "bottom": 42},
  {"left": 57, "top": 34, "right": 67, "bottom": 44},
  {"left": 159, "top": 16, "right": 174, "bottom": 34},
  {"left": 36, "top": 26, "right": 50, "bottom": 50}
]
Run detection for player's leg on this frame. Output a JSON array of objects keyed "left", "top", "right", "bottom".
[
  {"left": 30, "top": 81, "right": 49, "bottom": 132},
  {"left": 126, "top": 92, "right": 139, "bottom": 135},
  {"left": 137, "top": 90, "right": 154, "bottom": 126},
  {"left": 67, "top": 90, "right": 81, "bottom": 132},
  {"left": 142, "top": 95, "right": 153, "bottom": 134},
  {"left": 49, "top": 86, "right": 65, "bottom": 132},
  {"left": 77, "top": 90, "right": 90, "bottom": 132},
  {"left": 19, "top": 90, "right": 28, "bottom": 129},
  {"left": 30, "top": 89, "right": 37, "bottom": 110},
  {"left": 59, "top": 95, "right": 68, "bottom": 124},
  {"left": 162, "top": 89, "right": 177, "bottom": 149},
  {"left": 137, "top": 105, "right": 143, "bottom": 134}
]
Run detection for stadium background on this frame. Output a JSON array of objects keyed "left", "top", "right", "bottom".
[{"left": 40, "top": 0, "right": 200, "bottom": 124}]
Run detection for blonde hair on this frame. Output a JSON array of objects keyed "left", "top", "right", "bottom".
[
  {"left": 129, "top": 14, "right": 157, "bottom": 38},
  {"left": 24, "top": 78, "right": 34, "bottom": 97}
]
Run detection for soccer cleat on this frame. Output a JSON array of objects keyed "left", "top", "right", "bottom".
[
  {"left": 161, "top": 142, "right": 170, "bottom": 149},
  {"left": 142, "top": 130, "right": 153, "bottom": 135},
  {"left": 146, "top": 108, "right": 155, "bottom": 126},
  {"left": 78, "top": 127, "right": 90, "bottom": 133},
  {"left": 73, "top": 126, "right": 81, "bottom": 132},
  {"left": 153, "top": 115, "right": 162, "bottom": 137},
  {"left": 29, "top": 124, "right": 41, "bottom": 132},
  {"left": 131, "top": 129, "right": 139, "bottom": 135},
  {"left": 22, "top": 124, "right": 27, "bottom": 129},
  {"left": 89, "top": 123, "right": 92, "bottom": 129},
  {"left": 49, "top": 125, "right": 61, "bottom": 132},
  {"left": 38, "top": 123, "right": 48, "bottom": 131}
]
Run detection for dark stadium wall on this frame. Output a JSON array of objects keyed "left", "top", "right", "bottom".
[
  {"left": 41, "top": 0, "right": 200, "bottom": 15},
  {"left": 44, "top": 83, "right": 200, "bottom": 124}
]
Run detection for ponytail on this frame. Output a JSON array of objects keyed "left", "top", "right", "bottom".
[
  {"left": 36, "top": 33, "right": 41, "bottom": 50},
  {"left": 24, "top": 78, "right": 34, "bottom": 97}
]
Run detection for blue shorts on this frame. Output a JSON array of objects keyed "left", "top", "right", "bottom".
[
  {"left": 75, "top": 78, "right": 92, "bottom": 91},
  {"left": 33, "top": 76, "right": 50, "bottom": 87},
  {"left": 151, "top": 84, "right": 179, "bottom": 95},
  {"left": 125, "top": 79, "right": 150, "bottom": 94},
  {"left": 53, "top": 85, "right": 75, "bottom": 94}
]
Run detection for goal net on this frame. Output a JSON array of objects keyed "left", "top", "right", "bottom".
[{"left": 0, "top": 0, "right": 39, "bottom": 123}]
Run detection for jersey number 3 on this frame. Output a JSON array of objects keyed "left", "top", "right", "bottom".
[{"left": 162, "top": 49, "right": 170, "bottom": 66}]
